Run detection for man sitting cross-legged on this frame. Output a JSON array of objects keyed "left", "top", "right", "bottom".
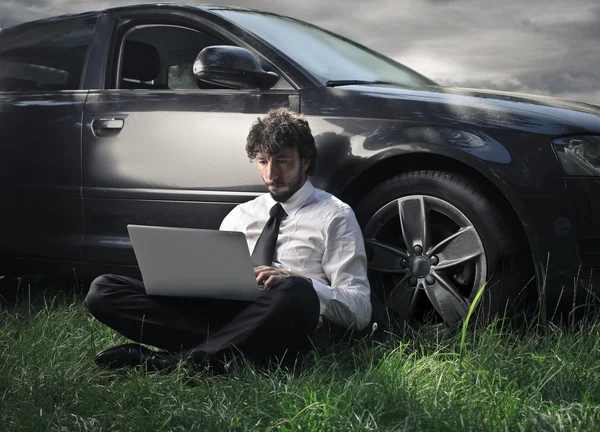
[{"left": 84, "top": 107, "right": 372, "bottom": 371}]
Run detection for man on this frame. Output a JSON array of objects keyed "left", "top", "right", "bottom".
[{"left": 85, "top": 107, "right": 371, "bottom": 371}]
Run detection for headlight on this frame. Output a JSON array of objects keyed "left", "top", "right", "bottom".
[{"left": 552, "top": 135, "right": 600, "bottom": 176}]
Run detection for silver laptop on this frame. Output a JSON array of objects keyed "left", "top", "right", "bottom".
[{"left": 127, "top": 224, "right": 260, "bottom": 301}]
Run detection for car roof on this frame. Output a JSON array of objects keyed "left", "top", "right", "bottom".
[{"left": 0, "top": 3, "right": 270, "bottom": 35}]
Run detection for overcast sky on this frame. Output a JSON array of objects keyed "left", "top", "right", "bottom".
[{"left": 1, "top": 0, "right": 599, "bottom": 104}]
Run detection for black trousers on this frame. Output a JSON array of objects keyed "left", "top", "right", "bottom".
[{"left": 84, "top": 274, "right": 321, "bottom": 366}]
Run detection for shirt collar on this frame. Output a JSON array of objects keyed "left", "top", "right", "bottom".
[{"left": 266, "top": 178, "right": 314, "bottom": 218}]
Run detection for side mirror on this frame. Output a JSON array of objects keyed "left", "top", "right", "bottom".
[{"left": 193, "top": 46, "right": 280, "bottom": 90}]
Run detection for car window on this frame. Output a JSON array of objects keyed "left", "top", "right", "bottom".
[
  {"left": 0, "top": 17, "right": 97, "bottom": 91},
  {"left": 213, "top": 10, "right": 435, "bottom": 88},
  {"left": 116, "top": 24, "right": 292, "bottom": 91}
]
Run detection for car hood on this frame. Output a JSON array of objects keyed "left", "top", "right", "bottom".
[{"left": 336, "top": 84, "right": 600, "bottom": 134}]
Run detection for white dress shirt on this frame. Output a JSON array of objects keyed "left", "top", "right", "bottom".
[{"left": 219, "top": 179, "right": 372, "bottom": 331}]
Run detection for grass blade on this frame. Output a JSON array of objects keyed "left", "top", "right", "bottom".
[{"left": 458, "top": 281, "right": 487, "bottom": 375}]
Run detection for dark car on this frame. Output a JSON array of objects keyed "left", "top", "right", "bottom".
[{"left": 1, "top": 3, "right": 599, "bottom": 328}]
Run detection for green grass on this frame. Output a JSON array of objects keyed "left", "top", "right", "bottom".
[{"left": 2, "top": 285, "right": 600, "bottom": 431}]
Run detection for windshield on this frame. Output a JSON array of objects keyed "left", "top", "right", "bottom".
[{"left": 212, "top": 9, "right": 436, "bottom": 88}]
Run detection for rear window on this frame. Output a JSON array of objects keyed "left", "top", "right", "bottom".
[{"left": 0, "top": 17, "right": 97, "bottom": 91}]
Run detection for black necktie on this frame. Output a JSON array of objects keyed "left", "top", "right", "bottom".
[{"left": 251, "top": 203, "right": 286, "bottom": 267}]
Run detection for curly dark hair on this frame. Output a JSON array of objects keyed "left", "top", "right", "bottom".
[{"left": 246, "top": 107, "right": 318, "bottom": 175}]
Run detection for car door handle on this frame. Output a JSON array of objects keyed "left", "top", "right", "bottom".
[
  {"left": 93, "top": 118, "right": 124, "bottom": 130},
  {"left": 91, "top": 118, "right": 125, "bottom": 138}
]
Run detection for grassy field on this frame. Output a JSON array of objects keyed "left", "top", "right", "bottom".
[{"left": 1, "top": 280, "right": 600, "bottom": 431}]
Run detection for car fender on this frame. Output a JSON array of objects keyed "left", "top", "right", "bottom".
[{"left": 309, "top": 125, "right": 546, "bottom": 295}]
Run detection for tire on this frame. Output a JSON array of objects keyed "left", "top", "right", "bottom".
[{"left": 355, "top": 170, "right": 534, "bottom": 331}]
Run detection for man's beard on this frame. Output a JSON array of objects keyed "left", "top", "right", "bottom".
[{"left": 266, "top": 167, "right": 305, "bottom": 203}]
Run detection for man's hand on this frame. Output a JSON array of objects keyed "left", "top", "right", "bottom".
[{"left": 254, "top": 266, "right": 311, "bottom": 291}]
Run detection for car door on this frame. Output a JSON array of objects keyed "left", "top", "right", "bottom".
[
  {"left": 81, "top": 13, "right": 299, "bottom": 266},
  {"left": 0, "top": 16, "right": 98, "bottom": 269}
]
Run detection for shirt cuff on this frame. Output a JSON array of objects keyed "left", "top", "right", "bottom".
[{"left": 311, "top": 279, "right": 333, "bottom": 316}]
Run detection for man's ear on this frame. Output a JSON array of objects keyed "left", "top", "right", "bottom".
[{"left": 302, "top": 158, "right": 310, "bottom": 174}]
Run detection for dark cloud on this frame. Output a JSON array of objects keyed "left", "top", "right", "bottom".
[{"left": 1, "top": 0, "right": 599, "bottom": 104}]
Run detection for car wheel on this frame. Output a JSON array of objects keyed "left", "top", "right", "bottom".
[{"left": 355, "top": 170, "right": 533, "bottom": 331}]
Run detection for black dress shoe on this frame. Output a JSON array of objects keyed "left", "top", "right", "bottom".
[
  {"left": 145, "top": 351, "right": 182, "bottom": 372},
  {"left": 95, "top": 343, "right": 154, "bottom": 368},
  {"left": 95, "top": 343, "right": 182, "bottom": 371}
]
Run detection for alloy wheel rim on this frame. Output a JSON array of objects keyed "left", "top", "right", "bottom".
[{"left": 364, "top": 195, "right": 487, "bottom": 326}]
